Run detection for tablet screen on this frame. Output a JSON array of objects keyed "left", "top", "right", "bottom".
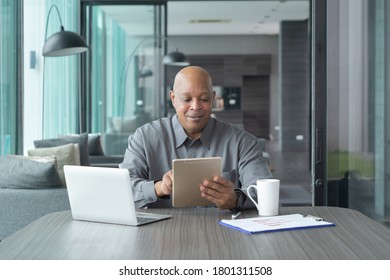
[{"left": 172, "top": 157, "right": 222, "bottom": 207}]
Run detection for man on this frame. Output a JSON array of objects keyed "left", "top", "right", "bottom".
[{"left": 119, "top": 66, "right": 272, "bottom": 210}]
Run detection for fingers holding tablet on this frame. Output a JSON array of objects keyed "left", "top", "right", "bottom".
[
  {"left": 155, "top": 170, "right": 173, "bottom": 197},
  {"left": 200, "top": 176, "right": 236, "bottom": 210}
]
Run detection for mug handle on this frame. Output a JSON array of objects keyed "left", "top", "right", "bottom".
[{"left": 246, "top": 185, "right": 259, "bottom": 208}]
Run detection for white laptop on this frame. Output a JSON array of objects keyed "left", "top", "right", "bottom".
[{"left": 63, "top": 165, "right": 171, "bottom": 226}]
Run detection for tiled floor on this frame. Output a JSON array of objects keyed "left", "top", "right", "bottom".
[
  {"left": 266, "top": 139, "right": 312, "bottom": 206},
  {"left": 266, "top": 140, "right": 311, "bottom": 189}
]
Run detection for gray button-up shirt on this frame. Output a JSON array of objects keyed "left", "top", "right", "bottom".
[{"left": 119, "top": 115, "right": 272, "bottom": 208}]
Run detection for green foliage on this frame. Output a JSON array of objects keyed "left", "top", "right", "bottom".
[{"left": 327, "top": 151, "right": 374, "bottom": 179}]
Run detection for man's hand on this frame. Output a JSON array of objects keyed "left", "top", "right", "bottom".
[
  {"left": 199, "top": 176, "right": 237, "bottom": 210},
  {"left": 154, "top": 170, "right": 173, "bottom": 197}
]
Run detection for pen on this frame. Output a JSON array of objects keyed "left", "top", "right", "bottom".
[
  {"left": 303, "top": 214, "right": 324, "bottom": 221},
  {"left": 232, "top": 211, "right": 242, "bottom": 220}
]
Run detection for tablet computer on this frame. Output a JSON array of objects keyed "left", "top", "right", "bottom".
[{"left": 172, "top": 157, "right": 222, "bottom": 207}]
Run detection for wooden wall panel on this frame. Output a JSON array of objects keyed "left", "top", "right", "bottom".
[
  {"left": 242, "top": 76, "right": 270, "bottom": 138},
  {"left": 280, "top": 20, "right": 310, "bottom": 152}
]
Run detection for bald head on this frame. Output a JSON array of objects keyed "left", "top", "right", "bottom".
[
  {"left": 170, "top": 66, "right": 215, "bottom": 139},
  {"left": 173, "top": 66, "right": 213, "bottom": 93}
]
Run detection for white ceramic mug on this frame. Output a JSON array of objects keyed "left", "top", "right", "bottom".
[{"left": 247, "top": 179, "right": 280, "bottom": 216}]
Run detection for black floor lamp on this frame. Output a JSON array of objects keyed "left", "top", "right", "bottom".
[
  {"left": 121, "top": 35, "right": 189, "bottom": 82},
  {"left": 119, "top": 36, "right": 190, "bottom": 126},
  {"left": 41, "top": 4, "right": 88, "bottom": 138},
  {"left": 42, "top": 5, "right": 88, "bottom": 57}
]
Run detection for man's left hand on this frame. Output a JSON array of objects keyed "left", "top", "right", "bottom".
[{"left": 200, "top": 176, "right": 237, "bottom": 210}]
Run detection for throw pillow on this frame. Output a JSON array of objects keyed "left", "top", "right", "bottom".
[
  {"left": 73, "top": 144, "right": 81, "bottom": 166},
  {"left": 10, "top": 155, "right": 57, "bottom": 164},
  {"left": 34, "top": 132, "right": 90, "bottom": 166},
  {"left": 111, "top": 117, "right": 137, "bottom": 133},
  {"left": 88, "top": 133, "right": 105, "bottom": 156},
  {"left": 0, "top": 156, "right": 63, "bottom": 189},
  {"left": 28, "top": 143, "right": 78, "bottom": 186}
]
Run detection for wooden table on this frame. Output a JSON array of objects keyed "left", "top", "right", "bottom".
[{"left": 0, "top": 206, "right": 389, "bottom": 259}]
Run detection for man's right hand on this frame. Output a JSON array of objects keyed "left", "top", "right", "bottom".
[{"left": 154, "top": 170, "right": 173, "bottom": 197}]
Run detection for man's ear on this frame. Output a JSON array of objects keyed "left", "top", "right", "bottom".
[{"left": 169, "top": 90, "right": 175, "bottom": 106}]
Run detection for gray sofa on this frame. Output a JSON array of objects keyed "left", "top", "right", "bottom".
[
  {"left": 0, "top": 134, "right": 123, "bottom": 241},
  {"left": 0, "top": 160, "right": 123, "bottom": 241},
  {"left": 0, "top": 188, "right": 70, "bottom": 241}
]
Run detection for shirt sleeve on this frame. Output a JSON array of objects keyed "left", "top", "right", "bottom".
[
  {"left": 237, "top": 136, "right": 273, "bottom": 209},
  {"left": 119, "top": 132, "right": 158, "bottom": 208}
]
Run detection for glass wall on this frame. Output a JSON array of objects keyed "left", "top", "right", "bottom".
[
  {"left": 23, "top": 0, "right": 82, "bottom": 152},
  {"left": 326, "top": 0, "right": 390, "bottom": 224},
  {"left": 85, "top": 3, "right": 166, "bottom": 155},
  {"left": 0, "top": 1, "right": 19, "bottom": 155}
]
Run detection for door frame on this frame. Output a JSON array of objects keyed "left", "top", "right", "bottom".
[{"left": 311, "top": 0, "right": 327, "bottom": 206}]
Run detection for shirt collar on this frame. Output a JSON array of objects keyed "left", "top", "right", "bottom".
[
  {"left": 173, "top": 115, "right": 214, "bottom": 149},
  {"left": 173, "top": 115, "right": 188, "bottom": 148},
  {"left": 199, "top": 117, "right": 213, "bottom": 149}
]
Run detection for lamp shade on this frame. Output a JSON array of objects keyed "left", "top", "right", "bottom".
[
  {"left": 42, "top": 28, "right": 88, "bottom": 57},
  {"left": 138, "top": 67, "right": 153, "bottom": 78},
  {"left": 162, "top": 50, "right": 190, "bottom": 66}
]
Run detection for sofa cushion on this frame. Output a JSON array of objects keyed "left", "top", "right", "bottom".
[
  {"left": 10, "top": 155, "right": 57, "bottom": 164},
  {"left": 0, "top": 156, "right": 63, "bottom": 189},
  {"left": 34, "top": 133, "right": 90, "bottom": 166},
  {"left": 28, "top": 143, "right": 79, "bottom": 186},
  {"left": 111, "top": 116, "right": 137, "bottom": 133},
  {"left": 0, "top": 187, "right": 70, "bottom": 240},
  {"left": 88, "top": 133, "right": 105, "bottom": 156}
]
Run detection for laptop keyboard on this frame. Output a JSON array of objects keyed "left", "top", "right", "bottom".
[{"left": 136, "top": 216, "right": 157, "bottom": 223}]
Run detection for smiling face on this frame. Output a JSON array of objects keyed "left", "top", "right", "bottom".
[{"left": 170, "top": 66, "right": 215, "bottom": 139}]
